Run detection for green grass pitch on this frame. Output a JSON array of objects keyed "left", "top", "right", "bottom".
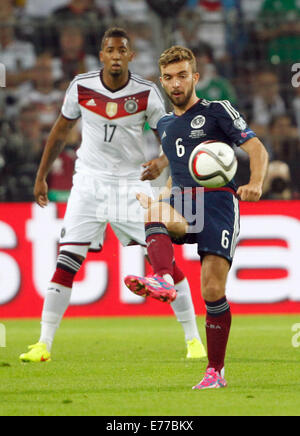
[{"left": 0, "top": 315, "right": 299, "bottom": 416}]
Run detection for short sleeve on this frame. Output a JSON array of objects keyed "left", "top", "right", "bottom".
[
  {"left": 146, "top": 85, "right": 166, "bottom": 130},
  {"left": 61, "top": 79, "right": 81, "bottom": 120},
  {"left": 213, "top": 100, "right": 256, "bottom": 146}
]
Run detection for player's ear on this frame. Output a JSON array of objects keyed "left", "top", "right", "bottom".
[
  {"left": 129, "top": 50, "right": 135, "bottom": 62},
  {"left": 193, "top": 72, "right": 200, "bottom": 85},
  {"left": 99, "top": 50, "right": 104, "bottom": 63}
]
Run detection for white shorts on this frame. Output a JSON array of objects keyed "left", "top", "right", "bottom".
[{"left": 59, "top": 172, "right": 154, "bottom": 257}]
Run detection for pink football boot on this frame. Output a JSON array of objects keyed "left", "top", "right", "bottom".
[
  {"left": 124, "top": 274, "right": 177, "bottom": 304},
  {"left": 192, "top": 368, "right": 227, "bottom": 390}
]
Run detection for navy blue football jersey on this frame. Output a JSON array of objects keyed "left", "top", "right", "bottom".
[{"left": 157, "top": 99, "right": 256, "bottom": 191}]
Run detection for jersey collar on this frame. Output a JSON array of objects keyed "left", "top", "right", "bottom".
[
  {"left": 100, "top": 69, "right": 131, "bottom": 93},
  {"left": 173, "top": 99, "right": 203, "bottom": 117}
]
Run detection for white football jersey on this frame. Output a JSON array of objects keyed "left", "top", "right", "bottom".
[{"left": 61, "top": 70, "right": 166, "bottom": 179}]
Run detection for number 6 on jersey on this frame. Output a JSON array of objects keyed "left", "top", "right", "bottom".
[{"left": 176, "top": 138, "right": 185, "bottom": 158}]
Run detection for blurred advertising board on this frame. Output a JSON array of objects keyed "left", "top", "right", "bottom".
[{"left": 0, "top": 201, "right": 300, "bottom": 317}]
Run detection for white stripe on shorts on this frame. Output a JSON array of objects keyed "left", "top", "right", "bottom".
[{"left": 230, "top": 196, "right": 240, "bottom": 258}]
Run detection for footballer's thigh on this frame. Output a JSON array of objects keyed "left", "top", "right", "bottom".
[
  {"left": 111, "top": 181, "right": 188, "bottom": 245},
  {"left": 199, "top": 191, "right": 239, "bottom": 302},
  {"left": 146, "top": 200, "right": 189, "bottom": 239},
  {"left": 197, "top": 191, "right": 240, "bottom": 263},
  {"left": 59, "top": 175, "right": 108, "bottom": 256},
  {"left": 109, "top": 179, "right": 153, "bottom": 247}
]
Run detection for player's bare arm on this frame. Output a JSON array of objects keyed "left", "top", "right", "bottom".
[
  {"left": 34, "top": 114, "right": 78, "bottom": 208},
  {"left": 141, "top": 130, "right": 169, "bottom": 181},
  {"left": 141, "top": 153, "right": 169, "bottom": 181},
  {"left": 237, "top": 137, "right": 269, "bottom": 202}
]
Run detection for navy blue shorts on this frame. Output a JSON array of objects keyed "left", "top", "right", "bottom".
[{"left": 161, "top": 188, "right": 240, "bottom": 264}]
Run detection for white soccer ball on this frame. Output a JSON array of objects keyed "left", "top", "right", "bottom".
[{"left": 189, "top": 141, "right": 238, "bottom": 188}]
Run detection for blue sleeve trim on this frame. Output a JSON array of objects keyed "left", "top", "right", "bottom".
[{"left": 235, "top": 132, "right": 257, "bottom": 147}]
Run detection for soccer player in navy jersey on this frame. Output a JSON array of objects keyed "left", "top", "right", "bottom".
[
  {"left": 125, "top": 46, "right": 269, "bottom": 390},
  {"left": 19, "top": 32, "right": 206, "bottom": 363}
]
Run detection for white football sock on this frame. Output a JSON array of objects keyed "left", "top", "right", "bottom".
[
  {"left": 39, "top": 284, "right": 72, "bottom": 352},
  {"left": 163, "top": 274, "right": 174, "bottom": 286},
  {"left": 171, "top": 278, "right": 202, "bottom": 343}
]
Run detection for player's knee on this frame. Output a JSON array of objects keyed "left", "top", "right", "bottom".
[
  {"left": 145, "top": 207, "right": 152, "bottom": 223},
  {"left": 51, "top": 251, "right": 85, "bottom": 289},
  {"left": 57, "top": 250, "right": 85, "bottom": 266},
  {"left": 63, "top": 252, "right": 85, "bottom": 265},
  {"left": 202, "top": 281, "right": 225, "bottom": 302},
  {"left": 145, "top": 203, "right": 166, "bottom": 225},
  {"left": 59, "top": 244, "right": 89, "bottom": 260},
  {"left": 167, "top": 221, "right": 188, "bottom": 239},
  {"left": 144, "top": 203, "right": 188, "bottom": 238}
]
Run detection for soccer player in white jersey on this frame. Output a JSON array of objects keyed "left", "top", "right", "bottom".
[{"left": 20, "top": 28, "right": 206, "bottom": 363}]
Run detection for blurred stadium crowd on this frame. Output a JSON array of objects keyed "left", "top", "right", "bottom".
[{"left": 0, "top": 0, "right": 300, "bottom": 202}]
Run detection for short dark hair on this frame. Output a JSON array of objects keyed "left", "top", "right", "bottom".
[{"left": 101, "top": 27, "right": 131, "bottom": 49}]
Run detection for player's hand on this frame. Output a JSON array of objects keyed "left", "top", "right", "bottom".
[
  {"left": 237, "top": 183, "right": 262, "bottom": 202},
  {"left": 136, "top": 192, "right": 153, "bottom": 209},
  {"left": 141, "top": 157, "right": 166, "bottom": 181},
  {"left": 34, "top": 178, "right": 49, "bottom": 208}
]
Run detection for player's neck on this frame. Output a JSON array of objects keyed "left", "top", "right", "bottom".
[
  {"left": 101, "top": 69, "right": 130, "bottom": 92},
  {"left": 174, "top": 95, "right": 200, "bottom": 117}
]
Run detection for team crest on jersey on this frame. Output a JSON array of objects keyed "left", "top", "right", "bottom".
[
  {"left": 106, "top": 102, "right": 118, "bottom": 118},
  {"left": 124, "top": 98, "right": 139, "bottom": 114},
  {"left": 191, "top": 115, "right": 206, "bottom": 129}
]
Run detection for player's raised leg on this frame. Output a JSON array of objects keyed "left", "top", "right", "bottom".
[
  {"left": 19, "top": 249, "right": 86, "bottom": 363},
  {"left": 193, "top": 255, "right": 231, "bottom": 389},
  {"left": 118, "top": 189, "right": 205, "bottom": 356},
  {"left": 125, "top": 201, "right": 187, "bottom": 303}
]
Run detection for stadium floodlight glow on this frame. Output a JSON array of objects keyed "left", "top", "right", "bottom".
[
  {"left": 0, "top": 324, "right": 6, "bottom": 348},
  {"left": 0, "top": 63, "right": 6, "bottom": 88}
]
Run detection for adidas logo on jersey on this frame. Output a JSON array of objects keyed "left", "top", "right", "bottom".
[
  {"left": 161, "top": 131, "right": 167, "bottom": 139},
  {"left": 86, "top": 99, "right": 97, "bottom": 107}
]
